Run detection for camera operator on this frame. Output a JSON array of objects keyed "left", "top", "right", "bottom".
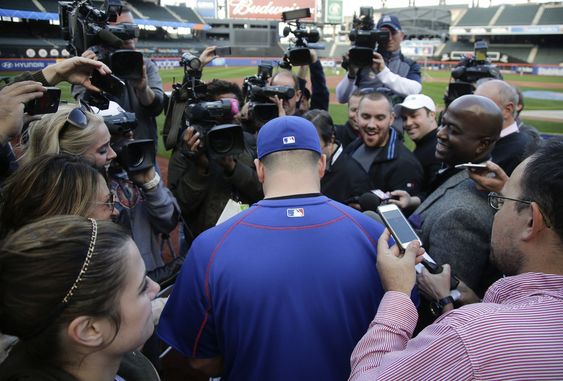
[
  {"left": 103, "top": 102, "right": 181, "bottom": 277},
  {"left": 270, "top": 70, "right": 302, "bottom": 116},
  {"left": 167, "top": 50, "right": 263, "bottom": 247},
  {"left": 297, "top": 49, "right": 330, "bottom": 112},
  {"left": 336, "top": 14, "right": 422, "bottom": 104},
  {"left": 73, "top": 5, "right": 164, "bottom": 147}
]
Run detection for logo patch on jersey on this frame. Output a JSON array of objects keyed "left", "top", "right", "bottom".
[
  {"left": 287, "top": 208, "right": 304, "bottom": 217},
  {"left": 283, "top": 136, "right": 295, "bottom": 145}
]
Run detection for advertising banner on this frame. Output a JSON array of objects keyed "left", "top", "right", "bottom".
[
  {"left": 227, "top": 0, "right": 316, "bottom": 21},
  {"left": 324, "top": 0, "right": 342, "bottom": 24}
]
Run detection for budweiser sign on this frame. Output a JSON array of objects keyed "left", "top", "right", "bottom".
[{"left": 228, "top": 0, "right": 316, "bottom": 20}]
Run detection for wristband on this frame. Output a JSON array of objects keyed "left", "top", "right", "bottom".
[
  {"left": 142, "top": 172, "right": 160, "bottom": 191},
  {"left": 430, "top": 289, "right": 461, "bottom": 317}
]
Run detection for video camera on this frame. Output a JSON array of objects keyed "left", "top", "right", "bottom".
[
  {"left": 280, "top": 8, "right": 320, "bottom": 68},
  {"left": 162, "top": 53, "right": 244, "bottom": 157},
  {"left": 347, "top": 7, "right": 390, "bottom": 68},
  {"left": 242, "top": 62, "right": 295, "bottom": 123},
  {"left": 58, "top": 0, "right": 144, "bottom": 81},
  {"left": 444, "top": 41, "right": 503, "bottom": 106},
  {"left": 101, "top": 103, "right": 155, "bottom": 173}
]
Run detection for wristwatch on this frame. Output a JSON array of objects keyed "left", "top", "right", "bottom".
[{"left": 430, "top": 289, "right": 461, "bottom": 317}]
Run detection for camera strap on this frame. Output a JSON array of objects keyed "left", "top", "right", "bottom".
[{"left": 163, "top": 90, "right": 187, "bottom": 151}]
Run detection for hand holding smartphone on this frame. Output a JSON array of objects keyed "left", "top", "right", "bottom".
[
  {"left": 376, "top": 204, "right": 460, "bottom": 289},
  {"left": 24, "top": 87, "right": 61, "bottom": 115}
]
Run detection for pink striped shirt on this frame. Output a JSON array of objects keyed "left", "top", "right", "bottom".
[{"left": 349, "top": 272, "right": 563, "bottom": 380}]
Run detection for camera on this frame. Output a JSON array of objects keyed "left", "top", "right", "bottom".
[
  {"left": 444, "top": 41, "right": 503, "bottom": 106},
  {"left": 24, "top": 87, "right": 61, "bottom": 115},
  {"left": 280, "top": 8, "right": 320, "bottom": 68},
  {"left": 242, "top": 62, "right": 280, "bottom": 123},
  {"left": 58, "top": 0, "right": 143, "bottom": 81},
  {"left": 185, "top": 100, "right": 244, "bottom": 157},
  {"left": 102, "top": 103, "right": 155, "bottom": 173},
  {"left": 347, "top": 7, "right": 390, "bottom": 68},
  {"left": 162, "top": 54, "right": 245, "bottom": 157}
]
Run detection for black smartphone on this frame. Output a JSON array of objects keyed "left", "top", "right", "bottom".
[
  {"left": 215, "top": 46, "right": 232, "bottom": 56},
  {"left": 91, "top": 71, "right": 125, "bottom": 96},
  {"left": 24, "top": 87, "right": 60, "bottom": 115}
]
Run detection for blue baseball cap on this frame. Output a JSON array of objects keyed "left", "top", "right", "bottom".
[
  {"left": 257, "top": 116, "right": 321, "bottom": 160},
  {"left": 377, "top": 14, "right": 402, "bottom": 31}
]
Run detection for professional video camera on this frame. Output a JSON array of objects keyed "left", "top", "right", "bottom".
[
  {"left": 101, "top": 102, "right": 155, "bottom": 173},
  {"left": 58, "top": 0, "right": 143, "bottom": 80},
  {"left": 444, "top": 41, "right": 503, "bottom": 106},
  {"left": 162, "top": 53, "right": 244, "bottom": 157},
  {"left": 242, "top": 62, "right": 295, "bottom": 123},
  {"left": 280, "top": 8, "right": 320, "bottom": 68},
  {"left": 347, "top": 7, "right": 390, "bottom": 68}
]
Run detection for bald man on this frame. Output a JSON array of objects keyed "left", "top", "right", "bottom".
[
  {"left": 475, "top": 79, "right": 538, "bottom": 175},
  {"left": 270, "top": 70, "right": 302, "bottom": 116},
  {"left": 412, "top": 95, "right": 502, "bottom": 308}
]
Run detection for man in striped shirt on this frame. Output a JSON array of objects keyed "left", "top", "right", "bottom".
[{"left": 349, "top": 138, "right": 563, "bottom": 380}]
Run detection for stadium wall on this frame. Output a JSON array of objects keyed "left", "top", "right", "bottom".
[{"left": 2, "top": 57, "right": 563, "bottom": 77}]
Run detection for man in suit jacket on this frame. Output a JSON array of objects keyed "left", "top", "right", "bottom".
[{"left": 413, "top": 95, "right": 502, "bottom": 300}]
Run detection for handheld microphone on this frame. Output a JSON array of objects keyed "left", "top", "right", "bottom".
[{"left": 359, "top": 191, "right": 383, "bottom": 212}]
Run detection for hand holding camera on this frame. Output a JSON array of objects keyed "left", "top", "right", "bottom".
[
  {"left": 42, "top": 56, "right": 112, "bottom": 93},
  {"left": 371, "top": 52, "right": 386, "bottom": 74},
  {"left": 0, "top": 81, "right": 46, "bottom": 142}
]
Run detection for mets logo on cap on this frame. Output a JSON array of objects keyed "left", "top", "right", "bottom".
[{"left": 283, "top": 136, "right": 296, "bottom": 145}]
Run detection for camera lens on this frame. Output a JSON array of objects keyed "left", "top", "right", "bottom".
[
  {"left": 209, "top": 129, "right": 235, "bottom": 154},
  {"left": 127, "top": 144, "right": 145, "bottom": 168}
]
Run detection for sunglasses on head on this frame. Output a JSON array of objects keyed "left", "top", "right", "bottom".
[{"left": 60, "top": 101, "right": 93, "bottom": 136}]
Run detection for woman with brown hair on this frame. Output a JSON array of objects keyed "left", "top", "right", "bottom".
[{"left": 0, "top": 215, "right": 160, "bottom": 380}]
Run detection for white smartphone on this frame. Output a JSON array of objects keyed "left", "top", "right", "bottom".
[
  {"left": 454, "top": 162, "right": 487, "bottom": 170},
  {"left": 377, "top": 204, "right": 421, "bottom": 251}
]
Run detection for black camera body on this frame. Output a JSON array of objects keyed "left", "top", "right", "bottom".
[
  {"left": 281, "top": 8, "right": 320, "bottom": 67},
  {"left": 104, "top": 109, "right": 156, "bottom": 173},
  {"left": 162, "top": 56, "right": 245, "bottom": 157},
  {"left": 242, "top": 62, "right": 281, "bottom": 123},
  {"left": 445, "top": 41, "right": 503, "bottom": 106},
  {"left": 347, "top": 7, "right": 390, "bottom": 68},
  {"left": 184, "top": 100, "right": 244, "bottom": 158},
  {"left": 59, "top": 0, "right": 143, "bottom": 81}
]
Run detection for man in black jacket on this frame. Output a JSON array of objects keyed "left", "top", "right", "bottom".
[
  {"left": 397, "top": 94, "right": 441, "bottom": 193},
  {"left": 346, "top": 92, "right": 423, "bottom": 195}
]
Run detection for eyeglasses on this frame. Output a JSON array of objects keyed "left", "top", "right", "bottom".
[
  {"left": 92, "top": 190, "right": 116, "bottom": 212},
  {"left": 488, "top": 192, "right": 552, "bottom": 228},
  {"left": 488, "top": 192, "right": 531, "bottom": 210}
]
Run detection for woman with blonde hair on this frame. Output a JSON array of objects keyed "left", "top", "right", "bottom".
[
  {"left": 20, "top": 103, "right": 116, "bottom": 169},
  {"left": 0, "top": 215, "right": 160, "bottom": 380}
]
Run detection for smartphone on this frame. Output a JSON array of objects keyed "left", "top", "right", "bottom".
[
  {"left": 215, "top": 46, "right": 232, "bottom": 56},
  {"left": 377, "top": 204, "right": 421, "bottom": 251},
  {"left": 91, "top": 71, "right": 125, "bottom": 96},
  {"left": 377, "top": 204, "right": 460, "bottom": 289},
  {"left": 24, "top": 87, "right": 60, "bottom": 115},
  {"left": 454, "top": 162, "right": 487, "bottom": 170},
  {"left": 372, "top": 189, "right": 390, "bottom": 201}
]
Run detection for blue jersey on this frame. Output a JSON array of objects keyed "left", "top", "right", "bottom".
[{"left": 158, "top": 196, "right": 388, "bottom": 381}]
